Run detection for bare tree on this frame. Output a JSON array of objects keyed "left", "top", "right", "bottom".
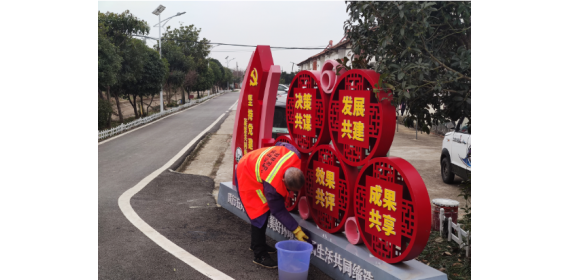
[{"left": 183, "top": 70, "right": 198, "bottom": 101}]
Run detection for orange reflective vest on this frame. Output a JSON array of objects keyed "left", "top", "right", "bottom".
[{"left": 237, "top": 146, "right": 301, "bottom": 220}]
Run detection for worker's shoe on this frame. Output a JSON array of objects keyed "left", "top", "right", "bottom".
[
  {"left": 253, "top": 255, "right": 278, "bottom": 269},
  {"left": 249, "top": 244, "right": 277, "bottom": 254}
]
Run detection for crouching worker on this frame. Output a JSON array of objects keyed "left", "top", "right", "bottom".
[{"left": 235, "top": 142, "right": 310, "bottom": 269}]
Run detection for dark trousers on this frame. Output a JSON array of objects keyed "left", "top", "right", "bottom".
[
  {"left": 235, "top": 170, "right": 270, "bottom": 259},
  {"left": 251, "top": 215, "right": 269, "bottom": 259}
]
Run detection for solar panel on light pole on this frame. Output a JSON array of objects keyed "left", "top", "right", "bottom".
[{"left": 152, "top": 5, "right": 165, "bottom": 15}]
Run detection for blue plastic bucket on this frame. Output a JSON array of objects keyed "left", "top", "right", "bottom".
[{"left": 275, "top": 240, "right": 313, "bottom": 280}]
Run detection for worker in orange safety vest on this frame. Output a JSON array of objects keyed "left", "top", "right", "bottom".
[{"left": 234, "top": 142, "right": 309, "bottom": 269}]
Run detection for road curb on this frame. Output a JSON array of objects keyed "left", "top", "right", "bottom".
[{"left": 169, "top": 111, "right": 231, "bottom": 172}]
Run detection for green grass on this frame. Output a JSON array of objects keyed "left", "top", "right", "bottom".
[{"left": 417, "top": 220, "right": 471, "bottom": 280}]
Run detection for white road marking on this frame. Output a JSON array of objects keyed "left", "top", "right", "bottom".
[
  {"left": 118, "top": 100, "right": 238, "bottom": 280},
  {"left": 99, "top": 93, "right": 226, "bottom": 146}
]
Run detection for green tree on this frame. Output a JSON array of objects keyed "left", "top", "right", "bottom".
[
  {"left": 98, "top": 98, "right": 114, "bottom": 130},
  {"left": 223, "top": 68, "right": 233, "bottom": 89},
  {"left": 209, "top": 59, "right": 223, "bottom": 93},
  {"left": 183, "top": 70, "right": 199, "bottom": 100},
  {"left": 160, "top": 41, "right": 192, "bottom": 105},
  {"left": 140, "top": 49, "right": 168, "bottom": 116},
  {"left": 122, "top": 44, "right": 169, "bottom": 117},
  {"left": 114, "top": 38, "right": 147, "bottom": 118},
  {"left": 342, "top": 1, "right": 470, "bottom": 132},
  {"left": 109, "top": 37, "right": 146, "bottom": 119},
  {"left": 98, "top": 22, "right": 122, "bottom": 128},
  {"left": 280, "top": 71, "right": 297, "bottom": 87},
  {"left": 98, "top": 22, "right": 122, "bottom": 99},
  {"left": 159, "top": 24, "right": 209, "bottom": 104},
  {"left": 233, "top": 69, "right": 246, "bottom": 85},
  {"left": 162, "top": 24, "right": 209, "bottom": 63},
  {"left": 98, "top": 10, "right": 150, "bottom": 123},
  {"left": 194, "top": 60, "right": 214, "bottom": 98}
]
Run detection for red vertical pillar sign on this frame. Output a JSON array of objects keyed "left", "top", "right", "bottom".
[{"left": 231, "top": 46, "right": 281, "bottom": 185}]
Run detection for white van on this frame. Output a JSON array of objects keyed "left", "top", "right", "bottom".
[{"left": 441, "top": 118, "right": 471, "bottom": 183}]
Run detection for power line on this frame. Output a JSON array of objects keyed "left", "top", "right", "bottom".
[
  {"left": 132, "top": 35, "right": 331, "bottom": 50},
  {"left": 210, "top": 49, "right": 298, "bottom": 53},
  {"left": 206, "top": 42, "right": 328, "bottom": 50}
]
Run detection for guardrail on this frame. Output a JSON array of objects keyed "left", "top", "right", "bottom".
[
  {"left": 98, "top": 91, "right": 227, "bottom": 141},
  {"left": 439, "top": 208, "right": 470, "bottom": 257}
]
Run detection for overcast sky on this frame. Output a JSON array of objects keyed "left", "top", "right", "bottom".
[{"left": 98, "top": 1, "right": 348, "bottom": 73}]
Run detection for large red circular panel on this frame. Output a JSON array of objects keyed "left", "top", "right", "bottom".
[
  {"left": 353, "top": 157, "right": 431, "bottom": 263},
  {"left": 328, "top": 69, "right": 396, "bottom": 166},
  {"left": 276, "top": 135, "right": 307, "bottom": 211},
  {"left": 305, "top": 144, "right": 358, "bottom": 233},
  {"left": 286, "top": 70, "right": 331, "bottom": 154}
]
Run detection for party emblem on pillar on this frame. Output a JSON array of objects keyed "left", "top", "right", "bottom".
[
  {"left": 286, "top": 70, "right": 331, "bottom": 154},
  {"left": 231, "top": 45, "right": 278, "bottom": 186},
  {"left": 354, "top": 157, "right": 432, "bottom": 263},
  {"left": 305, "top": 144, "right": 358, "bottom": 233},
  {"left": 329, "top": 69, "right": 396, "bottom": 166}
]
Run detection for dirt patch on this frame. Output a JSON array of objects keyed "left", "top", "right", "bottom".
[
  {"left": 175, "top": 133, "right": 212, "bottom": 173},
  {"left": 107, "top": 89, "right": 217, "bottom": 121},
  {"left": 209, "top": 135, "right": 232, "bottom": 178}
]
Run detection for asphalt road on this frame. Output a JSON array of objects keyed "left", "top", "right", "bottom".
[
  {"left": 98, "top": 92, "right": 238, "bottom": 279},
  {"left": 130, "top": 171, "right": 331, "bottom": 280},
  {"left": 99, "top": 91, "right": 331, "bottom": 280}
]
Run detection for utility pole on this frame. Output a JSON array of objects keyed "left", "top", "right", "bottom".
[
  {"left": 225, "top": 56, "right": 235, "bottom": 90},
  {"left": 290, "top": 62, "right": 295, "bottom": 73},
  {"left": 415, "top": 118, "right": 418, "bottom": 140},
  {"left": 153, "top": 5, "right": 185, "bottom": 113}
]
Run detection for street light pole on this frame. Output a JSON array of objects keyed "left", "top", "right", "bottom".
[
  {"left": 158, "top": 12, "right": 163, "bottom": 112},
  {"left": 152, "top": 5, "right": 185, "bottom": 113},
  {"left": 225, "top": 56, "right": 235, "bottom": 91},
  {"left": 152, "top": 5, "right": 166, "bottom": 113}
]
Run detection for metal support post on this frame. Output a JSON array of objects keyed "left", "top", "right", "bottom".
[
  {"left": 158, "top": 13, "right": 163, "bottom": 113},
  {"left": 415, "top": 118, "right": 418, "bottom": 139},
  {"left": 152, "top": 6, "right": 184, "bottom": 112},
  {"left": 225, "top": 57, "right": 234, "bottom": 91}
]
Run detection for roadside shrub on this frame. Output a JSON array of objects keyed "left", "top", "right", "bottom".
[
  {"left": 403, "top": 116, "right": 415, "bottom": 128},
  {"left": 166, "top": 101, "right": 179, "bottom": 108},
  {"left": 458, "top": 178, "right": 471, "bottom": 230},
  {"left": 98, "top": 98, "right": 113, "bottom": 130}
]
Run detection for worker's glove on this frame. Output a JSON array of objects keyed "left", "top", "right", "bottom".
[{"left": 293, "top": 226, "right": 309, "bottom": 242}]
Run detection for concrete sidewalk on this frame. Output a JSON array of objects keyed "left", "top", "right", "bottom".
[
  {"left": 177, "top": 102, "right": 237, "bottom": 204},
  {"left": 390, "top": 124, "right": 467, "bottom": 217}
]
